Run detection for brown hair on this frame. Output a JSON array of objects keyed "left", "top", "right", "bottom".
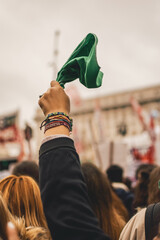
[
  {"left": 0, "top": 193, "right": 50, "bottom": 240},
  {"left": 133, "top": 170, "right": 150, "bottom": 208},
  {"left": 0, "top": 175, "right": 48, "bottom": 230},
  {"left": 81, "top": 162, "right": 126, "bottom": 240},
  {"left": 111, "top": 189, "right": 129, "bottom": 222},
  {"left": 148, "top": 166, "right": 160, "bottom": 205}
]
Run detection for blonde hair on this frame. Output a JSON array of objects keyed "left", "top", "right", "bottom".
[
  {"left": 0, "top": 175, "right": 48, "bottom": 229},
  {"left": 0, "top": 193, "right": 50, "bottom": 240}
]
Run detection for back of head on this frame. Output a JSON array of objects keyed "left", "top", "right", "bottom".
[
  {"left": 133, "top": 165, "right": 156, "bottom": 209},
  {"left": 82, "top": 162, "right": 125, "bottom": 240},
  {"left": 0, "top": 193, "right": 50, "bottom": 240},
  {"left": 106, "top": 164, "right": 123, "bottom": 183},
  {"left": 148, "top": 166, "right": 160, "bottom": 205},
  {"left": 12, "top": 161, "right": 39, "bottom": 184},
  {"left": 0, "top": 175, "right": 47, "bottom": 229},
  {"left": 135, "top": 163, "right": 156, "bottom": 182}
]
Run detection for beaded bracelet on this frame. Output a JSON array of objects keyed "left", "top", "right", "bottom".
[
  {"left": 40, "top": 112, "right": 73, "bottom": 132},
  {"left": 47, "top": 112, "right": 71, "bottom": 120}
]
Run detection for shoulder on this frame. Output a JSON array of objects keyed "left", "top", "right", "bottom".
[
  {"left": 119, "top": 208, "right": 146, "bottom": 240},
  {"left": 112, "top": 182, "right": 129, "bottom": 192}
]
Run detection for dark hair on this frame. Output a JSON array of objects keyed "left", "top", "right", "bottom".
[
  {"left": 12, "top": 161, "right": 39, "bottom": 184},
  {"left": 135, "top": 164, "right": 156, "bottom": 180},
  {"left": 82, "top": 162, "right": 125, "bottom": 240},
  {"left": 133, "top": 165, "right": 156, "bottom": 209},
  {"left": 106, "top": 165, "right": 123, "bottom": 183}
]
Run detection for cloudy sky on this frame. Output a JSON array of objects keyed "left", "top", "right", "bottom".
[{"left": 0, "top": 0, "right": 160, "bottom": 126}]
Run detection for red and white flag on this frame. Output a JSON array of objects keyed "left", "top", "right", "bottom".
[
  {"left": 130, "top": 96, "right": 156, "bottom": 142},
  {"left": 0, "top": 111, "right": 24, "bottom": 161}
]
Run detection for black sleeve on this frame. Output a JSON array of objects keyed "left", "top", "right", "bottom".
[{"left": 39, "top": 137, "right": 110, "bottom": 240}]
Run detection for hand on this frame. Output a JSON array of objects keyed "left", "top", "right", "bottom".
[
  {"left": 38, "top": 81, "right": 70, "bottom": 116},
  {"left": 6, "top": 222, "right": 20, "bottom": 240}
]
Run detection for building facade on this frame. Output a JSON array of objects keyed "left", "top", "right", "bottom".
[{"left": 34, "top": 84, "right": 160, "bottom": 170}]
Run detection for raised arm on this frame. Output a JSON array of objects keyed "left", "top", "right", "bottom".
[{"left": 38, "top": 81, "right": 110, "bottom": 240}]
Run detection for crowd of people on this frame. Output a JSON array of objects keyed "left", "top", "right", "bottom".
[{"left": 0, "top": 80, "right": 160, "bottom": 240}]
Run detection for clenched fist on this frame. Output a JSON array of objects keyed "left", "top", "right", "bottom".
[{"left": 38, "top": 81, "right": 70, "bottom": 117}]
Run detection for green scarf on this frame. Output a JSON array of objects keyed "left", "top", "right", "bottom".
[{"left": 56, "top": 33, "right": 103, "bottom": 88}]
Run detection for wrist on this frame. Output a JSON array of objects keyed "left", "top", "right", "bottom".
[
  {"left": 44, "top": 125, "right": 70, "bottom": 136},
  {"left": 40, "top": 112, "right": 72, "bottom": 137}
]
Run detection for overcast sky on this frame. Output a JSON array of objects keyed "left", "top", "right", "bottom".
[{"left": 0, "top": 0, "right": 160, "bottom": 126}]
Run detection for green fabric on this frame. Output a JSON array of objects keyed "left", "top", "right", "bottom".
[{"left": 56, "top": 33, "right": 103, "bottom": 88}]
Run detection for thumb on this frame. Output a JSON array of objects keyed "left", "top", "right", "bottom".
[
  {"left": 6, "top": 222, "right": 19, "bottom": 240},
  {"left": 50, "top": 80, "right": 60, "bottom": 87}
]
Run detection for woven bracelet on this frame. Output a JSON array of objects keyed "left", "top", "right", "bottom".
[
  {"left": 40, "top": 112, "right": 73, "bottom": 130},
  {"left": 45, "top": 119, "right": 72, "bottom": 131},
  {"left": 44, "top": 121, "right": 72, "bottom": 133}
]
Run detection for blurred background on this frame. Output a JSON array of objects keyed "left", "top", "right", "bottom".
[{"left": 0, "top": 0, "right": 160, "bottom": 179}]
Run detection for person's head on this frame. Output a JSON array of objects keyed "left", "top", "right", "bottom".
[
  {"left": 0, "top": 193, "right": 50, "bottom": 240},
  {"left": 81, "top": 162, "right": 125, "bottom": 240},
  {"left": 148, "top": 166, "right": 160, "bottom": 205},
  {"left": 106, "top": 164, "right": 123, "bottom": 183},
  {"left": 135, "top": 163, "right": 156, "bottom": 185},
  {"left": 0, "top": 175, "right": 48, "bottom": 230},
  {"left": 133, "top": 164, "right": 156, "bottom": 209},
  {"left": 12, "top": 161, "right": 39, "bottom": 184}
]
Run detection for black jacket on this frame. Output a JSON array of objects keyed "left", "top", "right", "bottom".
[{"left": 39, "top": 137, "right": 110, "bottom": 240}]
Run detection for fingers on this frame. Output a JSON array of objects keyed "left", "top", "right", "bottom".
[
  {"left": 38, "top": 80, "right": 70, "bottom": 117},
  {"left": 6, "top": 222, "right": 20, "bottom": 240},
  {"left": 39, "top": 81, "right": 60, "bottom": 100}
]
